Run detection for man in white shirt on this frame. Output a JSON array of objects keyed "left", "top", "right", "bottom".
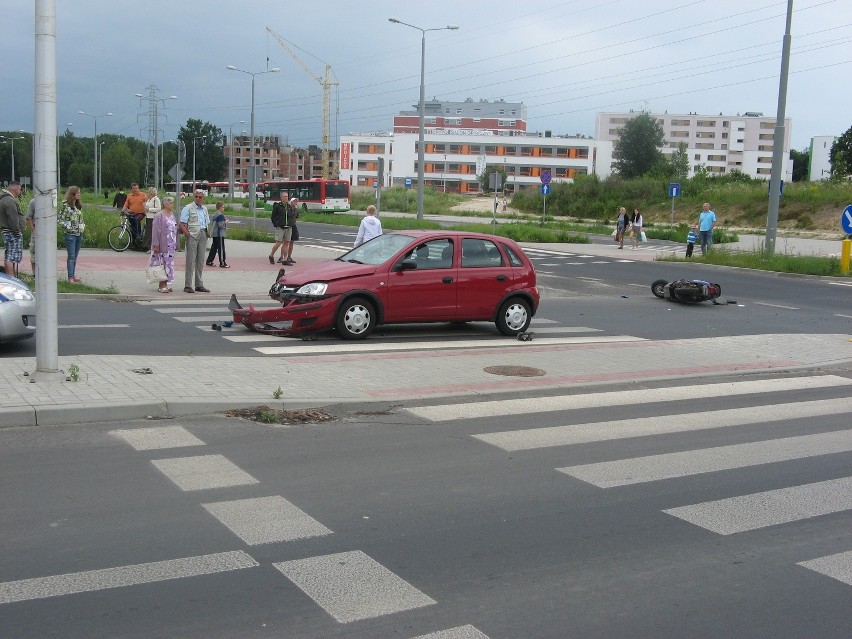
[{"left": 179, "top": 190, "right": 211, "bottom": 293}]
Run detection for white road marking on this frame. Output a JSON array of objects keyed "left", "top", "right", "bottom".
[
  {"left": 203, "top": 496, "right": 332, "bottom": 545},
  {"left": 253, "top": 335, "right": 644, "bottom": 355},
  {"left": 835, "top": 314, "right": 852, "bottom": 319},
  {"left": 173, "top": 315, "right": 234, "bottom": 322},
  {"left": 829, "top": 282, "right": 852, "bottom": 288},
  {"left": 273, "top": 550, "right": 435, "bottom": 623},
  {"left": 152, "top": 306, "right": 235, "bottom": 314},
  {"left": 151, "top": 454, "right": 259, "bottom": 491},
  {"left": 408, "top": 375, "right": 852, "bottom": 422},
  {"left": 557, "top": 429, "right": 852, "bottom": 488},
  {"left": 663, "top": 476, "right": 852, "bottom": 534},
  {"left": 473, "top": 398, "right": 851, "bottom": 451},
  {"left": 110, "top": 426, "right": 205, "bottom": 450},
  {"left": 754, "top": 301, "right": 800, "bottom": 310},
  {"left": 0, "top": 551, "right": 258, "bottom": 605},
  {"left": 139, "top": 298, "right": 272, "bottom": 306},
  {"left": 410, "top": 625, "right": 491, "bottom": 639},
  {"left": 58, "top": 324, "right": 130, "bottom": 329},
  {"left": 798, "top": 550, "right": 852, "bottom": 586}
]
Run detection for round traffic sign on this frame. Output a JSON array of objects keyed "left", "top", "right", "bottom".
[
  {"left": 842, "top": 204, "right": 852, "bottom": 235},
  {"left": 540, "top": 169, "right": 552, "bottom": 184}
]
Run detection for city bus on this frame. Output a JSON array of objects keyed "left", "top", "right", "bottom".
[
  {"left": 258, "top": 179, "right": 350, "bottom": 213},
  {"left": 207, "top": 181, "right": 248, "bottom": 198},
  {"left": 164, "top": 180, "right": 209, "bottom": 196}
]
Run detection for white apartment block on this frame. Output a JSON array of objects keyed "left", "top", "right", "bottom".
[
  {"left": 808, "top": 135, "right": 837, "bottom": 181},
  {"left": 339, "top": 131, "right": 613, "bottom": 194},
  {"left": 595, "top": 111, "right": 793, "bottom": 181}
]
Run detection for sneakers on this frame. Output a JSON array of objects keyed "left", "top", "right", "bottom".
[
  {"left": 283, "top": 260, "right": 294, "bottom": 265},
  {"left": 219, "top": 263, "right": 230, "bottom": 268},
  {"left": 206, "top": 261, "right": 214, "bottom": 266},
  {"left": 268, "top": 255, "right": 275, "bottom": 264}
]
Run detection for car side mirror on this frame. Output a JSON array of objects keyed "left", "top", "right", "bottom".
[{"left": 396, "top": 259, "right": 417, "bottom": 271}]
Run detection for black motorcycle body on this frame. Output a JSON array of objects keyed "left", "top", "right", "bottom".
[{"left": 651, "top": 278, "right": 721, "bottom": 304}]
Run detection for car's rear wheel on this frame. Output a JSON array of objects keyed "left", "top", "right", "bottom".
[
  {"left": 496, "top": 297, "right": 531, "bottom": 336},
  {"left": 335, "top": 297, "right": 375, "bottom": 340},
  {"left": 651, "top": 279, "right": 668, "bottom": 298}
]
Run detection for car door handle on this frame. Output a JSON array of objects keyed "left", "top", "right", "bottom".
[
  {"left": 496, "top": 275, "right": 507, "bottom": 281},
  {"left": 442, "top": 276, "right": 454, "bottom": 284}
]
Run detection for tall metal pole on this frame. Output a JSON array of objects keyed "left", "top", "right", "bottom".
[
  {"left": 765, "top": 0, "right": 793, "bottom": 257},
  {"left": 249, "top": 72, "right": 256, "bottom": 225},
  {"left": 33, "top": 0, "right": 60, "bottom": 379},
  {"left": 99, "top": 141, "right": 105, "bottom": 196}
]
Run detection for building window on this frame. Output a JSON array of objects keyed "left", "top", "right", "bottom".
[
  {"left": 759, "top": 133, "right": 774, "bottom": 140},
  {"left": 707, "top": 155, "right": 725, "bottom": 161},
  {"left": 757, "top": 168, "right": 772, "bottom": 175},
  {"left": 498, "top": 110, "right": 505, "bottom": 115},
  {"left": 609, "top": 117, "right": 629, "bottom": 124},
  {"left": 758, "top": 145, "right": 773, "bottom": 152},
  {"left": 723, "top": 121, "right": 729, "bottom": 127},
  {"left": 694, "top": 154, "right": 701, "bottom": 160},
  {"left": 426, "top": 117, "right": 437, "bottom": 125},
  {"left": 696, "top": 143, "right": 714, "bottom": 149},
  {"left": 670, "top": 119, "right": 691, "bottom": 126},
  {"left": 696, "top": 120, "right": 717, "bottom": 127},
  {"left": 760, "top": 121, "right": 776, "bottom": 129},
  {"left": 758, "top": 157, "right": 772, "bottom": 163},
  {"left": 696, "top": 131, "right": 715, "bottom": 138},
  {"left": 608, "top": 128, "right": 621, "bottom": 135},
  {"left": 670, "top": 130, "right": 690, "bottom": 138}
]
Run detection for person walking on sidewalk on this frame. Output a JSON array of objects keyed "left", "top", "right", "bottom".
[
  {"left": 698, "top": 202, "right": 716, "bottom": 255},
  {"left": 0, "top": 180, "right": 25, "bottom": 277},
  {"left": 268, "top": 192, "right": 292, "bottom": 265},
  {"left": 179, "top": 189, "right": 211, "bottom": 293},
  {"left": 630, "top": 208, "right": 643, "bottom": 250},
  {"left": 615, "top": 206, "right": 629, "bottom": 249},
  {"left": 150, "top": 197, "right": 178, "bottom": 293},
  {"left": 206, "top": 201, "right": 229, "bottom": 268},
  {"left": 282, "top": 197, "right": 299, "bottom": 264},
  {"left": 58, "top": 186, "right": 85, "bottom": 283},
  {"left": 354, "top": 204, "right": 383, "bottom": 247}
]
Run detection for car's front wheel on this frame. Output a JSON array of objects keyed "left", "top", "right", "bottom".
[
  {"left": 496, "top": 297, "right": 531, "bottom": 336},
  {"left": 335, "top": 297, "right": 375, "bottom": 340}
]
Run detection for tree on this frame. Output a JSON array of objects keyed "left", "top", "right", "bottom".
[
  {"left": 178, "top": 119, "right": 226, "bottom": 183},
  {"left": 668, "top": 142, "right": 690, "bottom": 181},
  {"left": 612, "top": 112, "right": 665, "bottom": 179},
  {"left": 477, "top": 164, "right": 507, "bottom": 193},
  {"left": 101, "top": 142, "right": 140, "bottom": 189},
  {"left": 789, "top": 147, "right": 810, "bottom": 181},
  {"left": 829, "top": 125, "right": 852, "bottom": 177}
]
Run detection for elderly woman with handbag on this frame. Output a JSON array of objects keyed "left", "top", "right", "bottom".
[{"left": 148, "top": 197, "right": 178, "bottom": 293}]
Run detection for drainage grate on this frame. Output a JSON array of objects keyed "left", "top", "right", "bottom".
[{"left": 483, "top": 365, "right": 546, "bottom": 377}]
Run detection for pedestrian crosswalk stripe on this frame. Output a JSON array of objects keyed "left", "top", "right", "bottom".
[
  {"left": 273, "top": 550, "right": 435, "bottom": 623},
  {"left": 472, "top": 397, "right": 851, "bottom": 452},
  {"left": 202, "top": 496, "right": 332, "bottom": 545},
  {"left": 0, "top": 551, "right": 258, "bottom": 605},
  {"left": 557, "top": 429, "right": 852, "bottom": 488},
  {"left": 798, "top": 550, "right": 852, "bottom": 586},
  {"left": 110, "top": 426, "right": 206, "bottom": 451},
  {"left": 139, "top": 298, "right": 272, "bottom": 306},
  {"left": 152, "top": 306, "right": 236, "bottom": 314},
  {"left": 151, "top": 454, "right": 259, "bottom": 491},
  {"left": 663, "top": 476, "right": 852, "bottom": 534},
  {"left": 409, "top": 375, "right": 852, "bottom": 422},
  {"left": 410, "top": 625, "right": 490, "bottom": 639},
  {"left": 253, "top": 335, "right": 644, "bottom": 355}
]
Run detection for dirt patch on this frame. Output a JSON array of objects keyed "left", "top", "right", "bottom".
[{"left": 222, "top": 405, "right": 335, "bottom": 426}]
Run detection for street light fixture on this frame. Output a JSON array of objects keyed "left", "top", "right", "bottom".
[
  {"left": 77, "top": 110, "right": 112, "bottom": 196},
  {"left": 388, "top": 17, "right": 459, "bottom": 220},
  {"left": 226, "top": 64, "right": 280, "bottom": 229},
  {"left": 0, "top": 134, "right": 26, "bottom": 182}
]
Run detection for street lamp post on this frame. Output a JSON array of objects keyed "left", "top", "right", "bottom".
[
  {"left": 226, "top": 65, "right": 280, "bottom": 229},
  {"left": 388, "top": 18, "right": 458, "bottom": 220},
  {"left": 99, "top": 141, "right": 105, "bottom": 197},
  {"left": 77, "top": 110, "right": 112, "bottom": 196},
  {"left": 0, "top": 134, "right": 26, "bottom": 182}
]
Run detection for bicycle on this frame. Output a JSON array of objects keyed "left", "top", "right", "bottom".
[{"left": 108, "top": 212, "right": 143, "bottom": 252}]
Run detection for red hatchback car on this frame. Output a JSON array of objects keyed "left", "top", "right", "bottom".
[{"left": 230, "top": 230, "right": 539, "bottom": 339}]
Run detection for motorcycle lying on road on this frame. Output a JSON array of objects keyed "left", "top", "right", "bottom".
[{"left": 651, "top": 278, "right": 722, "bottom": 304}]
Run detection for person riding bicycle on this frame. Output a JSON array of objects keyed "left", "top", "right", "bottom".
[{"left": 120, "top": 183, "right": 148, "bottom": 249}]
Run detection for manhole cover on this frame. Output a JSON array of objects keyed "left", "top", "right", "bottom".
[{"left": 483, "top": 365, "right": 546, "bottom": 377}]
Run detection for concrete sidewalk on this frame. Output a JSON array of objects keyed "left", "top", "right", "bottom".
[{"left": 2, "top": 233, "right": 849, "bottom": 428}]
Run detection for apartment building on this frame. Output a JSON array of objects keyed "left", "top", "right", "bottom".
[
  {"left": 339, "top": 131, "right": 611, "bottom": 193},
  {"left": 808, "top": 135, "right": 837, "bottom": 181},
  {"left": 225, "top": 136, "right": 339, "bottom": 181},
  {"left": 595, "top": 111, "right": 793, "bottom": 180},
  {"left": 394, "top": 98, "right": 528, "bottom": 136}
]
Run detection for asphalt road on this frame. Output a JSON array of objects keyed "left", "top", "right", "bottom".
[{"left": 1, "top": 372, "right": 850, "bottom": 637}]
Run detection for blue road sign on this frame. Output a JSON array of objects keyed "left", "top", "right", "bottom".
[
  {"left": 404, "top": 177, "right": 413, "bottom": 189},
  {"left": 541, "top": 184, "right": 551, "bottom": 196},
  {"left": 669, "top": 183, "right": 681, "bottom": 197},
  {"left": 842, "top": 204, "right": 852, "bottom": 235},
  {"left": 540, "top": 169, "right": 552, "bottom": 184}
]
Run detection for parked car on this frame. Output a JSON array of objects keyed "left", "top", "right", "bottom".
[
  {"left": 230, "top": 230, "right": 539, "bottom": 339},
  {"left": 0, "top": 272, "right": 36, "bottom": 343}
]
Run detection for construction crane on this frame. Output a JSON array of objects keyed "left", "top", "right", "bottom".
[{"left": 266, "top": 26, "right": 338, "bottom": 179}]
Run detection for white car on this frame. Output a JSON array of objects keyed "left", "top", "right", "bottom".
[{"left": 0, "top": 272, "right": 36, "bottom": 343}]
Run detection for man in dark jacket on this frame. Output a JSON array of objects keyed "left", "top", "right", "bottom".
[
  {"left": 0, "top": 181, "right": 25, "bottom": 277},
  {"left": 267, "top": 192, "right": 292, "bottom": 265}
]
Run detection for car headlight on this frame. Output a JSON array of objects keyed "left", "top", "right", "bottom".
[
  {"left": 0, "top": 281, "right": 35, "bottom": 302},
  {"left": 295, "top": 282, "right": 328, "bottom": 296}
]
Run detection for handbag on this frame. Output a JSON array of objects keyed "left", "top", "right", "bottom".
[
  {"left": 145, "top": 256, "right": 167, "bottom": 284},
  {"left": 640, "top": 231, "right": 647, "bottom": 243}
]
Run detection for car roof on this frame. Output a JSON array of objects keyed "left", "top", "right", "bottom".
[{"left": 391, "top": 230, "right": 519, "bottom": 243}]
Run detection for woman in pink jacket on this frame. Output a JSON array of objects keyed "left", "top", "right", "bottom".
[{"left": 149, "top": 197, "right": 178, "bottom": 293}]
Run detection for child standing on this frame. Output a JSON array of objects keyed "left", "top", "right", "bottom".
[
  {"left": 206, "top": 201, "right": 229, "bottom": 267},
  {"left": 685, "top": 224, "right": 698, "bottom": 258}
]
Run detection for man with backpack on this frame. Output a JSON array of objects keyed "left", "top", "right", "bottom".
[{"left": 268, "top": 192, "right": 292, "bottom": 265}]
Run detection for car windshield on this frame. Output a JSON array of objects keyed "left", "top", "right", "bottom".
[{"left": 338, "top": 233, "right": 415, "bottom": 265}]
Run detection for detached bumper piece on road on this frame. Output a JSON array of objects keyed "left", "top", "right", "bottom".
[{"left": 229, "top": 293, "right": 327, "bottom": 338}]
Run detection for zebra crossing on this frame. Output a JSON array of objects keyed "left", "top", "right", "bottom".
[
  {"left": 406, "top": 374, "right": 852, "bottom": 591},
  {"left": 523, "top": 245, "right": 666, "bottom": 266},
  {"left": 138, "top": 297, "right": 645, "bottom": 356}
]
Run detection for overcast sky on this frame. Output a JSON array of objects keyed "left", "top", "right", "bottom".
[{"left": 3, "top": 1, "right": 850, "bottom": 151}]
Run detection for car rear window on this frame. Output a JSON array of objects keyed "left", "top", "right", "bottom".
[{"left": 501, "top": 243, "right": 524, "bottom": 267}]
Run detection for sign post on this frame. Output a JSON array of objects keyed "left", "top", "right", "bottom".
[
  {"left": 404, "top": 177, "right": 412, "bottom": 213},
  {"left": 669, "top": 183, "right": 680, "bottom": 224},
  {"left": 540, "top": 169, "right": 552, "bottom": 226},
  {"left": 841, "top": 204, "right": 852, "bottom": 274}
]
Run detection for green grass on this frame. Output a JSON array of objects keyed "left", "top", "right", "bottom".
[
  {"left": 659, "top": 248, "right": 844, "bottom": 276},
  {"left": 17, "top": 272, "right": 119, "bottom": 294}
]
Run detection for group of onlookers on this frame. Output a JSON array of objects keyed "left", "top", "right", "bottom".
[{"left": 613, "top": 202, "right": 716, "bottom": 256}]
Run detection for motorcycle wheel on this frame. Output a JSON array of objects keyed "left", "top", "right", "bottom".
[{"left": 651, "top": 279, "right": 668, "bottom": 298}]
